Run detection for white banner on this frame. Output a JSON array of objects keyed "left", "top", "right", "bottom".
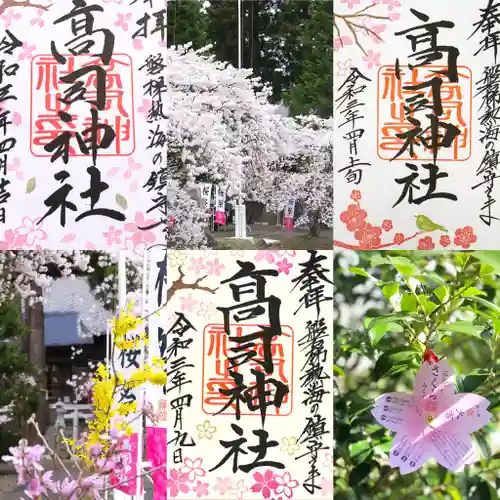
[{"left": 200, "top": 183, "right": 213, "bottom": 212}]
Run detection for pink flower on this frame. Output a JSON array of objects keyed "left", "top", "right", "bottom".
[
  {"left": 389, "top": 11, "right": 401, "bottom": 21},
  {"left": 417, "top": 236, "right": 435, "bottom": 250},
  {"left": 18, "top": 43, "right": 36, "bottom": 61},
  {"left": 354, "top": 224, "right": 382, "bottom": 249},
  {"left": 193, "top": 480, "right": 209, "bottom": 498},
  {"left": 167, "top": 469, "right": 190, "bottom": 497},
  {"left": 0, "top": 229, "right": 21, "bottom": 250},
  {"left": 124, "top": 157, "right": 142, "bottom": 179},
  {"left": 250, "top": 470, "right": 278, "bottom": 499},
  {"left": 8, "top": 157, "right": 23, "bottom": 180},
  {"left": 41, "top": 471, "right": 58, "bottom": 494},
  {"left": 372, "top": 358, "right": 492, "bottom": 473},
  {"left": 124, "top": 212, "right": 157, "bottom": 247},
  {"left": 340, "top": 204, "right": 367, "bottom": 232},
  {"left": 255, "top": 250, "right": 279, "bottom": 263},
  {"left": 115, "top": 12, "right": 132, "bottom": 31},
  {"left": 103, "top": 225, "right": 122, "bottom": 245},
  {"left": 80, "top": 474, "right": 104, "bottom": 497},
  {"left": 1, "top": 10, "right": 21, "bottom": 28},
  {"left": 276, "top": 259, "right": 292, "bottom": 275},
  {"left": 382, "top": 219, "right": 393, "bottom": 231},
  {"left": 440, "top": 235, "right": 451, "bottom": 247},
  {"left": 383, "top": 0, "right": 401, "bottom": 10},
  {"left": 214, "top": 477, "right": 232, "bottom": 495},
  {"left": 337, "top": 58, "right": 353, "bottom": 77},
  {"left": 26, "top": 476, "right": 46, "bottom": 498},
  {"left": 137, "top": 98, "right": 152, "bottom": 119},
  {"left": 180, "top": 457, "right": 206, "bottom": 482},
  {"left": 350, "top": 190, "right": 362, "bottom": 201},
  {"left": 133, "top": 38, "right": 144, "bottom": 50},
  {"left": 334, "top": 36, "right": 353, "bottom": 50},
  {"left": 188, "top": 257, "right": 207, "bottom": 275},
  {"left": 367, "top": 23, "right": 386, "bottom": 43},
  {"left": 320, "top": 477, "right": 334, "bottom": 496},
  {"left": 393, "top": 232, "right": 405, "bottom": 245},
  {"left": 58, "top": 478, "right": 78, "bottom": 497},
  {"left": 16, "top": 216, "right": 47, "bottom": 245},
  {"left": 340, "top": 0, "right": 360, "bottom": 8},
  {"left": 205, "top": 258, "right": 225, "bottom": 276},
  {"left": 30, "top": 9, "right": 45, "bottom": 27},
  {"left": 179, "top": 293, "right": 197, "bottom": 312},
  {"left": 273, "top": 472, "right": 299, "bottom": 499},
  {"left": 454, "top": 226, "right": 477, "bottom": 249},
  {"left": 363, "top": 50, "right": 381, "bottom": 68}
]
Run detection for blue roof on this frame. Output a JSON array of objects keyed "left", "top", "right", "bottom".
[{"left": 44, "top": 312, "right": 93, "bottom": 347}]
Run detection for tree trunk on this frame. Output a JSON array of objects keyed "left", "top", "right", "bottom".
[
  {"left": 25, "top": 286, "right": 48, "bottom": 442},
  {"left": 308, "top": 210, "right": 320, "bottom": 238}
]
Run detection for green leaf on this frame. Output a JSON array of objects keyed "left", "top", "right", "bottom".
[
  {"left": 475, "top": 432, "right": 492, "bottom": 460},
  {"left": 26, "top": 177, "right": 36, "bottom": 194},
  {"left": 401, "top": 293, "right": 417, "bottom": 312},
  {"left": 333, "top": 364, "right": 345, "bottom": 377},
  {"left": 348, "top": 462, "right": 371, "bottom": 486},
  {"left": 445, "top": 486, "right": 462, "bottom": 500},
  {"left": 475, "top": 251, "right": 500, "bottom": 274},
  {"left": 434, "top": 285, "right": 449, "bottom": 303},
  {"left": 348, "top": 440, "right": 372, "bottom": 465},
  {"left": 463, "top": 370, "right": 489, "bottom": 392},
  {"left": 438, "top": 321, "right": 484, "bottom": 336},
  {"left": 467, "top": 296, "right": 500, "bottom": 315},
  {"left": 382, "top": 282, "right": 400, "bottom": 300},
  {"left": 389, "top": 256, "right": 417, "bottom": 276},
  {"left": 369, "top": 322, "right": 403, "bottom": 347},
  {"left": 462, "top": 287, "right": 486, "bottom": 297},
  {"left": 373, "top": 347, "right": 422, "bottom": 380},
  {"left": 115, "top": 193, "right": 128, "bottom": 210}
]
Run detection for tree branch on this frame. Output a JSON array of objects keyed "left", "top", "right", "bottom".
[
  {"left": 0, "top": 0, "right": 52, "bottom": 16},
  {"left": 166, "top": 265, "right": 219, "bottom": 303}
]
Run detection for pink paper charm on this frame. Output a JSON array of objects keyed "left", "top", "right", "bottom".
[
  {"left": 372, "top": 358, "right": 492, "bottom": 473},
  {"left": 110, "top": 433, "right": 142, "bottom": 494}
]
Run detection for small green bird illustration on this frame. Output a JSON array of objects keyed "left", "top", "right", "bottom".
[{"left": 415, "top": 214, "right": 448, "bottom": 233}]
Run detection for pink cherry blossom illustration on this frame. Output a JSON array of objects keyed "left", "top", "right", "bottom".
[
  {"left": 0, "top": 229, "right": 25, "bottom": 250},
  {"left": 179, "top": 293, "right": 198, "bottom": 313},
  {"left": 188, "top": 256, "right": 207, "bottom": 275},
  {"left": 124, "top": 157, "right": 142, "bottom": 179},
  {"left": 214, "top": 477, "right": 232, "bottom": 495},
  {"left": 137, "top": 98, "right": 152, "bottom": 119},
  {"left": 18, "top": 43, "right": 36, "bottom": 61},
  {"left": 255, "top": 250, "right": 279, "bottom": 263},
  {"left": 132, "top": 39, "right": 144, "bottom": 50},
  {"left": 103, "top": 226, "right": 122, "bottom": 246},
  {"left": 372, "top": 358, "right": 492, "bottom": 473},
  {"left": 166, "top": 469, "right": 189, "bottom": 498},
  {"left": 15, "top": 216, "right": 47, "bottom": 246},
  {"left": 86, "top": 241, "right": 96, "bottom": 250},
  {"left": 1, "top": 10, "right": 21, "bottom": 28},
  {"left": 273, "top": 472, "right": 299, "bottom": 499},
  {"left": 363, "top": 49, "right": 381, "bottom": 69},
  {"left": 180, "top": 457, "right": 206, "bottom": 482},
  {"left": 340, "top": 0, "right": 361, "bottom": 8},
  {"left": 250, "top": 470, "right": 278, "bottom": 499},
  {"left": 276, "top": 259, "right": 292, "bottom": 275},
  {"left": 320, "top": 477, "right": 334, "bottom": 497},
  {"left": 61, "top": 233, "right": 76, "bottom": 243},
  {"left": 205, "top": 258, "right": 225, "bottom": 276},
  {"left": 124, "top": 212, "right": 157, "bottom": 248},
  {"left": 193, "top": 480, "right": 209, "bottom": 498},
  {"left": 8, "top": 157, "right": 23, "bottom": 180},
  {"left": 30, "top": 9, "right": 45, "bottom": 28},
  {"left": 115, "top": 12, "right": 132, "bottom": 31}
]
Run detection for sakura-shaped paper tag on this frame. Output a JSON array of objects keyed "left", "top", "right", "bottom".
[{"left": 371, "top": 353, "right": 492, "bottom": 474}]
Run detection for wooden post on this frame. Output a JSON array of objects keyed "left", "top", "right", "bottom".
[{"left": 25, "top": 285, "right": 48, "bottom": 441}]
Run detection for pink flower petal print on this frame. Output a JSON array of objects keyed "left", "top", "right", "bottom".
[
  {"left": 61, "top": 233, "right": 76, "bottom": 243},
  {"left": 133, "top": 39, "right": 143, "bottom": 50}
]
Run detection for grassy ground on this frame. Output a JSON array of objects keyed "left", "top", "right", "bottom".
[{"left": 213, "top": 224, "right": 332, "bottom": 250}]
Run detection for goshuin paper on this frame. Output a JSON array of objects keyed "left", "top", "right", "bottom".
[
  {"left": 372, "top": 358, "right": 492, "bottom": 473},
  {"left": 0, "top": 0, "right": 166, "bottom": 250},
  {"left": 154, "top": 250, "right": 334, "bottom": 500},
  {"left": 334, "top": 0, "right": 500, "bottom": 250}
]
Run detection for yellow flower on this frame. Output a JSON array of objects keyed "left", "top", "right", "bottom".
[
  {"left": 196, "top": 420, "right": 216, "bottom": 439},
  {"left": 280, "top": 436, "right": 300, "bottom": 456}
]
